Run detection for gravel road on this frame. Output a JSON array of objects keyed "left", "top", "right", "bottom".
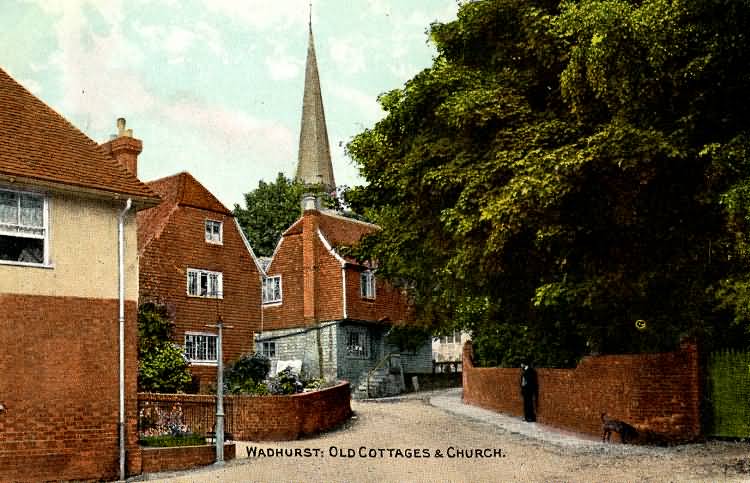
[{"left": 138, "top": 389, "right": 750, "bottom": 482}]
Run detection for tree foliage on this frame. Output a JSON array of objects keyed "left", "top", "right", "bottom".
[
  {"left": 234, "top": 173, "right": 343, "bottom": 257},
  {"left": 138, "top": 302, "right": 192, "bottom": 393},
  {"left": 346, "top": 0, "right": 750, "bottom": 366}
]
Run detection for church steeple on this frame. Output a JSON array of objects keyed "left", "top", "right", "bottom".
[{"left": 295, "top": 10, "right": 335, "bottom": 192}]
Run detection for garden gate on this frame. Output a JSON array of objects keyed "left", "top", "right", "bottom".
[{"left": 707, "top": 349, "right": 750, "bottom": 438}]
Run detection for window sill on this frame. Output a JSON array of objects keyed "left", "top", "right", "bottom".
[
  {"left": 189, "top": 361, "right": 218, "bottom": 366},
  {"left": 0, "top": 260, "right": 54, "bottom": 269},
  {"left": 262, "top": 301, "right": 282, "bottom": 307},
  {"left": 205, "top": 240, "right": 223, "bottom": 246},
  {"left": 186, "top": 294, "right": 223, "bottom": 300}
]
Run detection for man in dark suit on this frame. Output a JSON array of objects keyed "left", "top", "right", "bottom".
[{"left": 520, "top": 362, "right": 538, "bottom": 422}]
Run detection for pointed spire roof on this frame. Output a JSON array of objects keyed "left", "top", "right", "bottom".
[{"left": 295, "top": 16, "right": 335, "bottom": 192}]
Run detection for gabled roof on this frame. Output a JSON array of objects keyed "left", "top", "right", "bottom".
[
  {"left": 280, "top": 209, "right": 379, "bottom": 263},
  {"left": 137, "top": 171, "right": 231, "bottom": 252},
  {"left": 0, "top": 67, "right": 157, "bottom": 202}
]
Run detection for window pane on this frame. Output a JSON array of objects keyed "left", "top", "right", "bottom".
[
  {"left": 0, "top": 235, "right": 43, "bottom": 263},
  {"left": 209, "top": 273, "right": 218, "bottom": 297},
  {"left": 19, "top": 194, "right": 43, "bottom": 227},
  {"left": 185, "top": 335, "right": 195, "bottom": 359},
  {"left": 273, "top": 278, "right": 280, "bottom": 300},
  {"left": 197, "top": 336, "right": 207, "bottom": 360},
  {"left": 200, "top": 273, "right": 208, "bottom": 296},
  {"left": 188, "top": 271, "right": 197, "bottom": 295},
  {"left": 0, "top": 191, "right": 18, "bottom": 225},
  {"left": 207, "top": 336, "right": 217, "bottom": 361}
]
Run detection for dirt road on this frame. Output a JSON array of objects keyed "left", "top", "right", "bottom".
[{"left": 139, "top": 391, "right": 750, "bottom": 482}]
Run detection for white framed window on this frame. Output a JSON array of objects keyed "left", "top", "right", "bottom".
[
  {"left": 360, "top": 270, "right": 376, "bottom": 299},
  {"left": 205, "top": 219, "right": 222, "bottom": 244},
  {"left": 0, "top": 188, "right": 48, "bottom": 266},
  {"left": 187, "top": 268, "right": 223, "bottom": 298},
  {"left": 185, "top": 332, "right": 218, "bottom": 364},
  {"left": 261, "top": 341, "right": 276, "bottom": 358},
  {"left": 346, "top": 327, "right": 370, "bottom": 359},
  {"left": 262, "top": 275, "right": 282, "bottom": 304}
]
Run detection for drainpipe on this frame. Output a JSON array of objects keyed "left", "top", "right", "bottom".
[{"left": 118, "top": 198, "right": 132, "bottom": 481}]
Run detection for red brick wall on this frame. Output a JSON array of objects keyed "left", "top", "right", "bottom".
[
  {"left": 345, "top": 266, "right": 412, "bottom": 324},
  {"left": 138, "top": 382, "right": 351, "bottom": 442},
  {"left": 264, "top": 211, "right": 412, "bottom": 330},
  {"left": 139, "top": 207, "right": 262, "bottom": 389},
  {"left": 140, "top": 443, "right": 235, "bottom": 474},
  {"left": 462, "top": 341, "right": 701, "bottom": 441},
  {"left": 0, "top": 294, "right": 141, "bottom": 481},
  {"left": 263, "top": 233, "right": 305, "bottom": 331}
]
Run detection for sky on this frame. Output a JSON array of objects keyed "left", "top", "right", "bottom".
[{"left": 1, "top": 0, "right": 460, "bottom": 208}]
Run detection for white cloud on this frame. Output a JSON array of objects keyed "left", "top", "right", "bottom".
[
  {"left": 330, "top": 83, "right": 384, "bottom": 126},
  {"left": 265, "top": 45, "right": 301, "bottom": 81},
  {"left": 328, "top": 38, "right": 366, "bottom": 76},
  {"left": 161, "top": 98, "right": 295, "bottom": 160},
  {"left": 199, "top": 0, "right": 307, "bottom": 31}
]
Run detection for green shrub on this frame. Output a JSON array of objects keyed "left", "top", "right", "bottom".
[
  {"left": 224, "top": 352, "right": 271, "bottom": 395},
  {"left": 267, "top": 367, "right": 303, "bottom": 395},
  {"left": 139, "top": 434, "right": 206, "bottom": 447},
  {"left": 138, "top": 302, "right": 192, "bottom": 393}
]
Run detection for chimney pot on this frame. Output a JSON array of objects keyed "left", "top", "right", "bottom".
[
  {"left": 301, "top": 194, "right": 320, "bottom": 212},
  {"left": 101, "top": 117, "right": 142, "bottom": 177}
]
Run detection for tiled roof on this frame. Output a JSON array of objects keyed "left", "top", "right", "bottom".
[
  {"left": 137, "top": 172, "right": 231, "bottom": 252},
  {"left": 318, "top": 210, "right": 378, "bottom": 247},
  {"left": 283, "top": 209, "right": 379, "bottom": 249},
  {"left": 0, "top": 67, "right": 157, "bottom": 201}
]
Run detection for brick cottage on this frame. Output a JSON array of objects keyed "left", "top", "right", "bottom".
[
  {"left": 0, "top": 68, "right": 159, "bottom": 480},
  {"left": 138, "top": 172, "right": 264, "bottom": 390},
  {"left": 258, "top": 196, "right": 432, "bottom": 397}
]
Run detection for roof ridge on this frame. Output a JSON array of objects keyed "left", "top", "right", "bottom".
[
  {"left": 321, "top": 210, "right": 379, "bottom": 229},
  {"left": 0, "top": 67, "right": 158, "bottom": 201}
]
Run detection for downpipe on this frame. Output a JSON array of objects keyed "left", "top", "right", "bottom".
[{"left": 118, "top": 198, "right": 132, "bottom": 481}]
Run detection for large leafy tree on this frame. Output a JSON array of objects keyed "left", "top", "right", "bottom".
[
  {"left": 346, "top": 0, "right": 750, "bottom": 366},
  {"left": 234, "top": 173, "right": 344, "bottom": 257},
  {"left": 234, "top": 173, "right": 310, "bottom": 257}
]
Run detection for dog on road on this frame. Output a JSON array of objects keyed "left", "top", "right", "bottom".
[{"left": 601, "top": 413, "right": 638, "bottom": 443}]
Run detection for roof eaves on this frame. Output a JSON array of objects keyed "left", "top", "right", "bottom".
[{"left": 0, "top": 173, "right": 161, "bottom": 209}]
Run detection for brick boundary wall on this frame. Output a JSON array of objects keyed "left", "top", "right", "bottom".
[
  {"left": 462, "top": 340, "right": 701, "bottom": 441},
  {"left": 0, "top": 295, "right": 141, "bottom": 482},
  {"left": 139, "top": 443, "right": 235, "bottom": 474},
  {"left": 138, "top": 382, "right": 352, "bottom": 442}
]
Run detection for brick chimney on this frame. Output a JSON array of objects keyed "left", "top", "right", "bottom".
[
  {"left": 100, "top": 118, "right": 142, "bottom": 176},
  {"left": 302, "top": 194, "right": 320, "bottom": 324}
]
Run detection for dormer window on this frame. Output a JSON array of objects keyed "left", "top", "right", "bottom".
[
  {"left": 360, "top": 270, "right": 376, "bottom": 300},
  {"left": 0, "top": 188, "right": 48, "bottom": 266},
  {"left": 262, "top": 275, "right": 282, "bottom": 304},
  {"left": 205, "top": 220, "right": 222, "bottom": 244}
]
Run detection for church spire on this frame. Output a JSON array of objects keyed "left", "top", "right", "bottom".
[{"left": 295, "top": 10, "right": 335, "bottom": 192}]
